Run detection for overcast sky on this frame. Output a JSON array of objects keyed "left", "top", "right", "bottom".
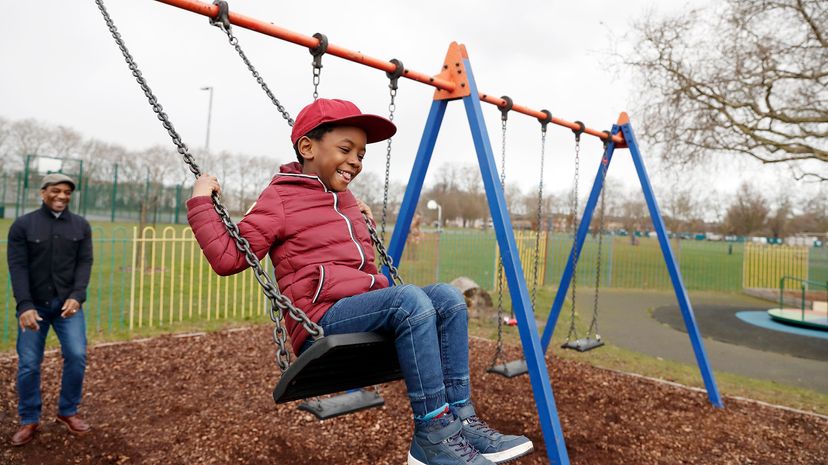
[{"left": 3, "top": 0, "right": 817, "bottom": 206}]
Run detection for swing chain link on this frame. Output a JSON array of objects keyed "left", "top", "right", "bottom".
[
  {"left": 531, "top": 111, "right": 552, "bottom": 311},
  {"left": 490, "top": 96, "right": 512, "bottom": 370},
  {"left": 588, "top": 133, "right": 612, "bottom": 340},
  {"left": 209, "top": 1, "right": 294, "bottom": 127},
  {"left": 381, "top": 59, "right": 404, "bottom": 243},
  {"left": 564, "top": 121, "right": 585, "bottom": 343},
  {"left": 364, "top": 214, "right": 404, "bottom": 285},
  {"left": 309, "top": 33, "right": 328, "bottom": 100},
  {"left": 94, "top": 0, "right": 323, "bottom": 373}
]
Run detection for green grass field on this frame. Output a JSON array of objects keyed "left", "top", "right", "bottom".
[
  {"left": 2, "top": 219, "right": 824, "bottom": 350},
  {"left": 401, "top": 229, "right": 746, "bottom": 293},
  {"left": 1, "top": 216, "right": 826, "bottom": 415}
]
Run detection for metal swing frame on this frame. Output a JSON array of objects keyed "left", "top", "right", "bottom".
[{"left": 102, "top": 2, "right": 725, "bottom": 463}]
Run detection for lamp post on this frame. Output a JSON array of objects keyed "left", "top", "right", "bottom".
[
  {"left": 427, "top": 200, "right": 443, "bottom": 282},
  {"left": 427, "top": 200, "right": 442, "bottom": 231},
  {"left": 200, "top": 86, "right": 213, "bottom": 152}
]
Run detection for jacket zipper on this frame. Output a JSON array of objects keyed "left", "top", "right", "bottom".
[
  {"left": 330, "top": 192, "right": 366, "bottom": 270},
  {"left": 274, "top": 172, "right": 367, "bottom": 270},
  {"left": 312, "top": 265, "right": 325, "bottom": 304}
]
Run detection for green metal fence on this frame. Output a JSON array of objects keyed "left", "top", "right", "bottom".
[
  {"left": 810, "top": 247, "right": 828, "bottom": 284},
  {"left": 1, "top": 226, "right": 272, "bottom": 350},
  {"left": 2, "top": 225, "right": 825, "bottom": 348},
  {"left": 2, "top": 162, "right": 188, "bottom": 224},
  {"left": 399, "top": 231, "right": 745, "bottom": 292}
]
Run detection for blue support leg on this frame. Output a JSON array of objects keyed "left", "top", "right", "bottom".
[
  {"left": 540, "top": 128, "right": 619, "bottom": 352},
  {"left": 462, "top": 58, "right": 569, "bottom": 465},
  {"left": 622, "top": 122, "right": 724, "bottom": 408},
  {"left": 386, "top": 99, "right": 448, "bottom": 281}
]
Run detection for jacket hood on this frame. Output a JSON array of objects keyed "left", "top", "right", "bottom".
[
  {"left": 279, "top": 162, "right": 303, "bottom": 174},
  {"left": 273, "top": 162, "right": 329, "bottom": 192}
]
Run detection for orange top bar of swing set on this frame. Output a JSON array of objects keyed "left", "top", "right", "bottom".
[{"left": 154, "top": 0, "right": 625, "bottom": 144}]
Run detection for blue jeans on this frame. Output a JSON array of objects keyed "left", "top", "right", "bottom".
[
  {"left": 16, "top": 297, "right": 87, "bottom": 425},
  {"left": 305, "top": 283, "right": 471, "bottom": 417}
]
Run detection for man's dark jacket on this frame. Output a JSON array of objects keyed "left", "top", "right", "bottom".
[{"left": 7, "top": 203, "right": 93, "bottom": 316}]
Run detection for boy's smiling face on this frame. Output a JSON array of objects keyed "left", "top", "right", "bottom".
[{"left": 298, "top": 125, "right": 367, "bottom": 192}]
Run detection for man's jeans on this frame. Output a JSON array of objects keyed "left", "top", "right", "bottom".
[
  {"left": 17, "top": 297, "right": 87, "bottom": 425},
  {"left": 306, "top": 283, "right": 471, "bottom": 417}
]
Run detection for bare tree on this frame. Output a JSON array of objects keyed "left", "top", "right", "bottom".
[
  {"left": 620, "top": 194, "right": 649, "bottom": 238},
  {"left": 9, "top": 119, "right": 52, "bottom": 168},
  {"left": 723, "top": 183, "right": 770, "bottom": 236},
  {"left": 349, "top": 171, "right": 384, "bottom": 210},
  {"left": 0, "top": 116, "right": 12, "bottom": 174},
  {"left": 766, "top": 193, "right": 793, "bottom": 238},
  {"left": 663, "top": 187, "right": 702, "bottom": 233},
  {"left": 789, "top": 188, "right": 828, "bottom": 234},
  {"left": 456, "top": 166, "right": 487, "bottom": 227},
  {"left": 48, "top": 125, "right": 84, "bottom": 159},
  {"left": 623, "top": 0, "right": 828, "bottom": 181}
]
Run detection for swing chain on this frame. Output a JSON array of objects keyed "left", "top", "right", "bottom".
[
  {"left": 209, "top": 1, "right": 294, "bottom": 127},
  {"left": 490, "top": 96, "right": 512, "bottom": 370},
  {"left": 564, "top": 121, "right": 585, "bottom": 343},
  {"left": 309, "top": 33, "right": 328, "bottom": 100},
  {"left": 94, "top": 0, "right": 323, "bottom": 373},
  {"left": 207, "top": 6, "right": 400, "bottom": 288},
  {"left": 588, "top": 132, "right": 612, "bottom": 340},
  {"left": 363, "top": 213, "right": 404, "bottom": 285},
  {"left": 381, "top": 59, "right": 404, "bottom": 243},
  {"left": 531, "top": 110, "right": 552, "bottom": 310}
]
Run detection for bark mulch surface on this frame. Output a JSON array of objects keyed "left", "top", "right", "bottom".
[{"left": 1, "top": 326, "right": 826, "bottom": 465}]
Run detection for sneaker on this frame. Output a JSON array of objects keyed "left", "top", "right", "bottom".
[
  {"left": 453, "top": 403, "right": 534, "bottom": 464},
  {"left": 408, "top": 413, "right": 495, "bottom": 465}
]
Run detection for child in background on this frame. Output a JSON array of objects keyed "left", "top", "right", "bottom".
[{"left": 187, "top": 98, "right": 533, "bottom": 465}]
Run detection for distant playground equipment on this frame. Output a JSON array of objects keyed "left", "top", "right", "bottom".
[
  {"left": 767, "top": 276, "right": 828, "bottom": 331},
  {"left": 96, "top": 0, "right": 724, "bottom": 463}
]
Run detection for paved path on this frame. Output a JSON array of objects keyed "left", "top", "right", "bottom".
[{"left": 584, "top": 289, "right": 828, "bottom": 393}]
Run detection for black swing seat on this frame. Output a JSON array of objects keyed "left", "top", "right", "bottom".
[
  {"left": 272, "top": 332, "right": 402, "bottom": 404},
  {"left": 298, "top": 389, "right": 386, "bottom": 420},
  {"left": 561, "top": 337, "right": 604, "bottom": 352},
  {"left": 487, "top": 359, "right": 529, "bottom": 378}
]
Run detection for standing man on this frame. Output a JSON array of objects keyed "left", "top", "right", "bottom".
[{"left": 7, "top": 173, "right": 93, "bottom": 446}]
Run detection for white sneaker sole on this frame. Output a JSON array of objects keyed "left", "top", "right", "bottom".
[
  {"left": 482, "top": 440, "right": 534, "bottom": 463},
  {"left": 407, "top": 451, "right": 427, "bottom": 465}
]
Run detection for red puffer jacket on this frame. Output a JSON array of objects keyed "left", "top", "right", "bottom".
[{"left": 186, "top": 162, "right": 389, "bottom": 353}]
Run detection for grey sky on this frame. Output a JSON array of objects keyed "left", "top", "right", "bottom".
[{"left": 4, "top": 0, "right": 811, "bottom": 205}]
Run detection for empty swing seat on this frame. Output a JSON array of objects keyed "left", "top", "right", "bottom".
[
  {"left": 561, "top": 337, "right": 604, "bottom": 352},
  {"left": 488, "top": 359, "right": 529, "bottom": 378},
  {"left": 272, "top": 332, "right": 403, "bottom": 403},
  {"left": 298, "top": 389, "right": 386, "bottom": 420}
]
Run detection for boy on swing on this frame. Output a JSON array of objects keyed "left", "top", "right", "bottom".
[{"left": 187, "top": 98, "right": 533, "bottom": 465}]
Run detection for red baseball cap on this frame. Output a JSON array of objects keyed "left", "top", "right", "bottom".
[{"left": 290, "top": 98, "right": 397, "bottom": 146}]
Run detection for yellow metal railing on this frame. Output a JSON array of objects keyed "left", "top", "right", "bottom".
[
  {"left": 128, "top": 226, "right": 268, "bottom": 330},
  {"left": 742, "top": 242, "right": 809, "bottom": 289},
  {"left": 493, "top": 230, "right": 549, "bottom": 290}
]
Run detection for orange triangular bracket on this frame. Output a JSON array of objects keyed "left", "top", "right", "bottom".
[
  {"left": 432, "top": 42, "right": 472, "bottom": 101},
  {"left": 614, "top": 112, "right": 630, "bottom": 149}
]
